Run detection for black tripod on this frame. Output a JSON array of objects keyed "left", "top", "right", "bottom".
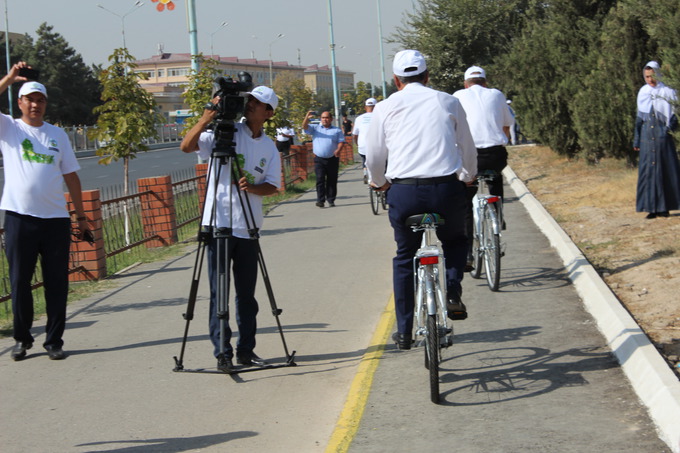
[{"left": 173, "top": 120, "right": 296, "bottom": 374}]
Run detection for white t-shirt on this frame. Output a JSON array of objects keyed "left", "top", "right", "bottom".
[
  {"left": 452, "top": 84, "right": 512, "bottom": 148},
  {"left": 365, "top": 83, "right": 477, "bottom": 186},
  {"left": 0, "top": 114, "right": 80, "bottom": 218},
  {"left": 352, "top": 112, "right": 374, "bottom": 155},
  {"left": 276, "top": 126, "right": 295, "bottom": 142},
  {"left": 197, "top": 123, "right": 281, "bottom": 239}
]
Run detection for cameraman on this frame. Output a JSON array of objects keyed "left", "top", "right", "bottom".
[
  {"left": 0, "top": 62, "right": 91, "bottom": 361},
  {"left": 180, "top": 86, "right": 281, "bottom": 373}
]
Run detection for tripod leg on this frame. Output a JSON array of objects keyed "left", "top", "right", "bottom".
[
  {"left": 173, "top": 235, "right": 207, "bottom": 371},
  {"left": 214, "top": 231, "right": 232, "bottom": 368},
  {"left": 255, "top": 241, "right": 296, "bottom": 365}
]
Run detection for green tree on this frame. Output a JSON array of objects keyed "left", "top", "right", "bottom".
[
  {"left": 12, "top": 23, "right": 100, "bottom": 125},
  {"left": 392, "top": 0, "right": 530, "bottom": 93},
  {"left": 498, "top": 0, "right": 616, "bottom": 157},
  {"left": 88, "top": 48, "right": 161, "bottom": 196},
  {"left": 181, "top": 55, "right": 222, "bottom": 136},
  {"left": 273, "top": 73, "right": 315, "bottom": 139}
]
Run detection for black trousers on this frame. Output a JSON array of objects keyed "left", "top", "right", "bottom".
[
  {"left": 314, "top": 155, "right": 339, "bottom": 204},
  {"left": 476, "top": 145, "right": 508, "bottom": 199},
  {"left": 4, "top": 211, "right": 71, "bottom": 348},
  {"left": 276, "top": 140, "right": 291, "bottom": 156}
]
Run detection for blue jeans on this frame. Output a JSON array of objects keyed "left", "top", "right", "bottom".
[{"left": 207, "top": 235, "right": 259, "bottom": 359}]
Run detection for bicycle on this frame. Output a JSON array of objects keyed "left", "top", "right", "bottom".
[
  {"left": 369, "top": 185, "right": 388, "bottom": 215},
  {"left": 469, "top": 170, "right": 504, "bottom": 291},
  {"left": 407, "top": 212, "right": 454, "bottom": 404}
]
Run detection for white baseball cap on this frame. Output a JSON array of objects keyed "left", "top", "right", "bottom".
[
  {"left": 18, "top": 81, "right": 48, "bottom": 98},
  {"left": 246, "top": 85, "right": 278, "bottom": 110},
  {"left": 392, "top": 50, "right": 427, "bottom": 77},
  {"left": 464, "top": 66, "right": 486, "bottom": 80},
  {"left": 365, "top": 98, "right": 377, "bottom": 106}
]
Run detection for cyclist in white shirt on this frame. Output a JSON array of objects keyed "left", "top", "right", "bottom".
[
  {"left": 365, "top": 50, "right": 477, "bottom": 350},
  {"left": 352, "top": 97, "right": 377, "bottom": 184}
]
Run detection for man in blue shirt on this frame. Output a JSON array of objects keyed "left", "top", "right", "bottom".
[{"left": 303, "top": 110, "right": 345, "bottom": 207}]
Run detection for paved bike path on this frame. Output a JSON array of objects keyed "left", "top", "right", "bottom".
[
  {"left": 347, "top": 170, "right": 674, "bottom": 452},
  {"left": 0, "top": 163, "right": 675, "bottom": 452}
]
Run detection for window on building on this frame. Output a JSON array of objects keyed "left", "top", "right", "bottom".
[
  {"left": 168, "top": 68, "right": 190, "bottom": 77},
  {"left": 157, "top": 69, "right": 165, "bottom": 78}
]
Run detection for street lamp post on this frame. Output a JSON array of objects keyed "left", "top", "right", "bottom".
[
  {"left": 268, "top": 33, "right": 285, "bottom": 87},
  {"left": 376, "top": 0, "right": 387, "bottom": 97},
  {"left": 4, "top": 0, "right": 12, "bottom": 116},
  {"left": 209, "top": 21, "right": 228, "bottom": 59},
  {"left": 327, "top": 0, "right": 341, "bottom": 127},
  {"left": 97, "top": 0, "right": 143, "bottom": 50}
]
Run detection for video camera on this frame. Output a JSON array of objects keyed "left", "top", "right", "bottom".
[{"left": 212, "top": 71, "right": 253, "bottom": 121}]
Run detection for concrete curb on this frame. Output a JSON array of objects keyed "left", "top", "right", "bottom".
[{"left": 504, "top": 166, "right": 680, "bottom": 453}]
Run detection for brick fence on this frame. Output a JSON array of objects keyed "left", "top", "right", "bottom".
[{"left": 64, "top": 138, "right": 355, "bottom": 282}]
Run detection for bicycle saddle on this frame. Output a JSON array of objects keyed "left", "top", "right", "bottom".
[
  {"left": 405, "top": 213, "right": 445, "bottom": 227},
  {"left": 477, "top": 169, "right": 499, "bottom": 177}
]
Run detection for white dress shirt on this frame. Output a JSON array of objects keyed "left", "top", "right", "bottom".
[
  {"left": 364, "top": 83, "right": 477, "bottom": 186},
  {"left": 452, "top": 84, "right": 512, "bottom": 148}
]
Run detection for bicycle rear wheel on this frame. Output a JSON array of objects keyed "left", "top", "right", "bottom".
[
  {"left": 483, "top": 204, "right": 501, "bottom": 291},
  {"left": 426, "top": 314, "right": 440, "bottom": 403},
  {"left": 369, "top": 189, "right": 380, "bottom": 215},
  {"left": 470, "top": 211, "right": 483, "bottom": 279}
]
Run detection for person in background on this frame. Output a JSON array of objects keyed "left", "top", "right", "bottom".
[
  {"left": 275, "top": 122, "right": 295, "bottom": 156},
  {"left": 633, "top": 60, "right": 680, "bottom": 219},
  {"left": 303, "top": 110, "right": 345, "bottom": 208},
  {"left": 342, "top": 114, "right": 353, "bottom": 137},
  {"left": 507, "top": 99, "right": 517, "bottom": 146},
  {"left": 365, "top": 50, "right": 476, "bottom": 350},
  {"left": 352, "top": 97, "right": 377, "bottom": 184},
  {"left": 0, "top": 62, "right": 91, "bottom": 361},
  {"left": 180, "top": 86, "right": 281, "bottom": 373}
]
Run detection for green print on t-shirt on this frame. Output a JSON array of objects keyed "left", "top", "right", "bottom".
[
  {"left": 233, "top": 153, "right": 255, "bottom": 184},
  {"left": 21, "top": 138, "right": 54, "bottom": 164}
]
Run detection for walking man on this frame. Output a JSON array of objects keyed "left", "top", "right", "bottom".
[
  {"left": 365, "top": 50, "right": 477, "bottom": 350},
  {"left": 352, "top": 97, "right": 377, "bottom": 184}
]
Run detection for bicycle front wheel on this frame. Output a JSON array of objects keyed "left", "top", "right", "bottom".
[
  {"left": 426, "top": 314, "right": 440, "bottom": 403},
  {"left": 369, "top": 189, "right": 380, "bottom": 215},
  {"left": 483, "top": 205, "right": 501, "bottom": 291}
]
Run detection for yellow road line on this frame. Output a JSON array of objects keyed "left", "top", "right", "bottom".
[{"left": 325, "top": 296, "right": 395, "bottom": 453}]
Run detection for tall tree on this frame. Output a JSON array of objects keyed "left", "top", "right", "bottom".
[
  {"left": 392, "top": 0, "right": 530, "bottom": 93},
  {"left": 89, "top": 48, "right": 161, "bottom": 196},
  {"left": 273, "top": 72, "right": 314, "bottom": 139},
  {"left": 181, "top": 55, "right": 222, "bottom": 136},
  {"left": 12, "top": 23, "right": 100, "bottom": 125}
]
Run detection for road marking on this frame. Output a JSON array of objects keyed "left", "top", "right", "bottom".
[{"left": 325, "top": 295, "right": 395, "bottom": 453}]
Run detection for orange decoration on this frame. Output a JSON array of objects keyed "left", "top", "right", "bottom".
[{"left": 153, "top": 0, "right": 174, "bottom": 12}]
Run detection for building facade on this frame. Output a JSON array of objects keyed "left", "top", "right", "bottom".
[{"left": 134, "top": 53, "right": 354, "bottom": 121}]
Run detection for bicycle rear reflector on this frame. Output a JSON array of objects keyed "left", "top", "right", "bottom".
[
  {"left": 487, "top": 196, "right": 500, "bottom": 203},
  {"left": 419, "top": 256, "right": 439, "bottom": 265}
]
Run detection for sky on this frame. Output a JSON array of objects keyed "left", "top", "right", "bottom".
[{"left": 5, "top": 0, "right": 418, "bottom": 87}]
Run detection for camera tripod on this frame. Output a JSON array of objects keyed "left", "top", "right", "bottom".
[{"left": 173, "top": 121, "right": 296, "bottom": 375}]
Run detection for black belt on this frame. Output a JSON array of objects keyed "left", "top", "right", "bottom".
[{"left": 391, "top": 174, "right": 458, "bottom": 185}]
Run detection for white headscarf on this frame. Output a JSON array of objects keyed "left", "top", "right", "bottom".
[{"left": 637, "top": 60, "right": 677, "bottom": 126}]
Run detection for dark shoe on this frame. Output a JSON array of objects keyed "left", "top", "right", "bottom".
[
  {"left": 11, "top": 342, "right": 32, "bottom": 361},
  {"left": 316, "top": 201, "right": 325, "bottom": 208},
  {"left": 447, "top": 294, "right": 468, "bottom": 321},
  {"left": 45, "top": 345, "right": 66, "bottom": 360},
  {"left": 391, "top": 332, "right": 412, "bottom": 350},
  {"left": 465, "top": 254, "right": 474, "bottom": 272},
  {"left": 658, "top": 211, "right": 670, "bottom": 218},
  {"left": 217, "top": 356, "right": 234, "bottom": 373},
  {"left": 328, "top": 202, "right": 335, "bottom": 207},
  {"left": 645, "top": 213, "right": 657, "bottom": 219},
  {"left": 236, "top": 352, "right": 269, "bottom": 367}
]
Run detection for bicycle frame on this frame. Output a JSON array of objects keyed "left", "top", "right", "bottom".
[{"left": 470, "top": 173, "right": 504, "bottom": 291}]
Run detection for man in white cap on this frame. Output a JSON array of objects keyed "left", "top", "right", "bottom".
[
  {"left": 365, "top": 50, "right": 477, "bottom": 350},
  {"left": 180, "top": 85, "right": 281, "bottom": 373},
  {"left": 0, "top": 62, "right": 91, "bottom": 361},
  {"left": 352, "top": 97, "right": 377, "bottom": 184},
  {"left": 453, "top": 66, "right": 513, "bottom": 267}
]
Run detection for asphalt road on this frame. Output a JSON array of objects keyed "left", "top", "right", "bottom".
[{"left": 0, "top": 164, "right": 672, "bottom": 452}]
